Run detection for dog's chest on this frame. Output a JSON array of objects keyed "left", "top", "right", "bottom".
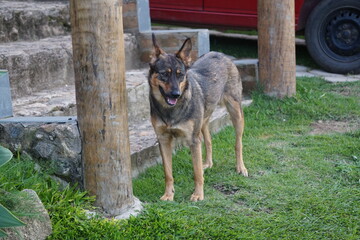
[{"left": 152, "top": 117, "right": 195, "bottom": 143}]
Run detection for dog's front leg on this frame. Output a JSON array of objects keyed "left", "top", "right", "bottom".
[
  {"left": 158, "top": 135, "right": 175, "bottom": 201},
  {"left": 190, "top": 136, "right": 204, "bottom": 201}
]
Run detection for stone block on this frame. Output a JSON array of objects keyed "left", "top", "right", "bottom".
[
  {"left": 139, "top": 29, "right": 209, "bottom": 63},
  {"left": 3, "top": 189, "right": 52, "bottom": 240},
  {"left": 0, "top": 1, "right": 70, "bottom": 43},
  {"left": 234, "top": 59, "right": 259, "bottom": 93},
  {"left": 123, "top": 16, "right": 139, "bottom": 32}
]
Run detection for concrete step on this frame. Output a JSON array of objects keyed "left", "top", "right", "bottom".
[
  {"left": 0, "top": 0, "right": 70, "bottom": 43},
  {"left": 12, "top": 68, "right": 150, "bottom": 122},
  {"left": 0, "top": 34, "right": 141, "bottom": 99}
]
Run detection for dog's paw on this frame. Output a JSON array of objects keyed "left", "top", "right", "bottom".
[
  {"left": 190, "top": 193, "right": 204, "bottom": 202},
  {"left": 237, "top": 167, "right": 248, "bottom": 177},
  {"left": 160, "top": 193, "right": 174, "bottom": 201},
  {"left": 203, "top": 162, "right": 213, "bottom": 170}
]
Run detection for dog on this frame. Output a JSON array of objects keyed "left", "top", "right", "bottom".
[{"left": 148, "top": 34, "right": 247, "bottom": 202}]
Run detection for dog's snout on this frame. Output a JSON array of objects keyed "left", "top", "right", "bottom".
[{"left": 171, "top": 90, "right": 181, "bottom": 98}]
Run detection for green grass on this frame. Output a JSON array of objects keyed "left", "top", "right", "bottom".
[
  {"left": 210, "top": 36, "right": 320, "bottom": 69},
  {"left": 1, "top": 77, "right": 359, "bottom": 239}
]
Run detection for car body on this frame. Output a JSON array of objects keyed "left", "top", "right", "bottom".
[{"left": 150, "top": 0, "right": 360, "bottom": 74}]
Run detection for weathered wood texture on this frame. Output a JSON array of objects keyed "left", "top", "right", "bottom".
[
  {"left": 258, "top": 0, "right": 296, "bottom": 98},
  {"left": 70, "top": 0, "right": 134, "bottom": 215}
]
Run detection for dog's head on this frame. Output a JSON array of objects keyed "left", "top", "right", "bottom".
[{"left": 149, "top": 34, "right": 192, "bottom": 107}]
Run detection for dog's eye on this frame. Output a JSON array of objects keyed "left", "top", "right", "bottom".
[
  {"left": 158, "top": 71, "right": 169, "bottom": 81},
  {"left": 176, "top": 69, "right": 182, "bottom": 76}
]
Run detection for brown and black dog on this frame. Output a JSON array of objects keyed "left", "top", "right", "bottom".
[{"left": 148, "top": 34, "right": 247, "bottom": 201}]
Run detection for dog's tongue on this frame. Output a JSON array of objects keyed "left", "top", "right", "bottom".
[{"left": 167, "top": 97, "right": 178, "bottom": 106}]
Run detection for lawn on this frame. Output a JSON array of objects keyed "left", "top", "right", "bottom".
[{"left": 1, "top": 77, "right": 359, "bottom": 239}]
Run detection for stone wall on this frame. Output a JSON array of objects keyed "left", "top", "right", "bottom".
[{"left": 0, "top": 118, "right": 83, "bottom": 186}]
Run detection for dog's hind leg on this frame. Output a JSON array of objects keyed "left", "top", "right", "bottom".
[
  {"left": 201, "top": 120, "right": 213, "bottom": 169},
  {"left": 224, "top": 96, "right": 248, "bottom": 177},
  {"left": 158, "top": 135, "right": 175, "bottom": 201}
]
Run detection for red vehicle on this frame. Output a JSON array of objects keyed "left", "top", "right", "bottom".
[{"left": 150, "top": 0, "right": 360, "bottom": 74}]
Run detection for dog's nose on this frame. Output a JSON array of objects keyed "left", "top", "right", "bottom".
[{"left": 170, "top": 90, "right": 181, "bottom": 98}]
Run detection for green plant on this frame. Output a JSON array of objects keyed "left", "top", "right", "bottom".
[
  {"left": 0, "top": 146, "right": 13, "bottom": 167},
  {"left": 0, "top": 146, "right": 25, "bottom": 238}
]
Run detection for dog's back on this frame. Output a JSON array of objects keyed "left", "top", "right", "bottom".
[{"left": 188, "top": 52, "right": 243, "bottom": 120}]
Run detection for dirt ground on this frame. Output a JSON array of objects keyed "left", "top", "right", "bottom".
[{"left": 310, "top": 119, "right": 360, "bottom": 135}]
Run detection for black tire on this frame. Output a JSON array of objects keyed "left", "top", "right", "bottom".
[{"left": 305, "top": 0, "right": 360, "bottom": 74}]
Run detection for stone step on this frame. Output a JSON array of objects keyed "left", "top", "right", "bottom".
[
  {"left": 1, "top": 35, "right": 73, "bottom": 98},
  {"left": 4, "top": 52, "right": 258, "bottom": 122},
  {"left": 11, "top": 59, "right": 257, "bottom": 123},
  {"left": 12, "top": 68, "right": 150, "bottom": 123},
  {"left": 15, "top": 0, "right": 68, "bottom": 2},
  {"left": 0, "top": 34, "right": 141, "bottom": 99},
  {"left": 0, "top": 0, "right": 70, "bottom": 43}
]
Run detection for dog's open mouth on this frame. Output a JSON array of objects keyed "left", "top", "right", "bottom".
[
  {"left": 159, "top": 86, "right": 180, "bottom": 106},
  {"left": 166, "top": 97, "right": 178, "bottom": 106}
]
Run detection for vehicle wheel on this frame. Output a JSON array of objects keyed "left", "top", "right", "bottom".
[{"left": 305, "top": 0, "right": 360, "bottom": 74}]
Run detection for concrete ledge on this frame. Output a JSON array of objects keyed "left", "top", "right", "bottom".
[
  {"left": 209, "top": 30, "right": 306, "bottom": 46},
  {"left": 0, "top": 116, "right": 77, "bottom": 123}
]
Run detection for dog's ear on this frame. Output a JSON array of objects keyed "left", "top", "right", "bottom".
[
  {"left": 152, "top": 33, "right": 165, "bottom": 58},
  {"left": 176, "top": 38, "right": 192, "bottom": 66}
]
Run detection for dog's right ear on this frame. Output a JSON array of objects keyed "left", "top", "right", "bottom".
[
  {"left": 176, "top": 38, "right": 192, "bottom": 66},
  {"left": 152, "top": 33, "right": 165, "bottom": 58}
]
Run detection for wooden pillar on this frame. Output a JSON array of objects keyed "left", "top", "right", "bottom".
[
  {"left": 258, "top": 0, "right": 296, "bottom": 98},
  {"left": 70, "top": 0, "right": 134, "bottom": 215}
]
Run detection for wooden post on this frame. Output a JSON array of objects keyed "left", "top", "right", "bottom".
[
  {"left": 258, "top": 0, "right": 296, "bottom": 98},
  {"left": 70, "top": 0, "right": 134, "bottom": 215}
]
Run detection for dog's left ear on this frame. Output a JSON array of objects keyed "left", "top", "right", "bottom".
[{"left": 176, "top": 38, "right": 192, "bottom": 66}]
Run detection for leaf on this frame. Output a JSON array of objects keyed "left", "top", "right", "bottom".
[
  {"left": 0, "top": 229, "right": 7, "bottom": 237},
  {"left": 0, "top": 146, "right": 13, "bottom": 168},
  {"left": 0, "top": 204, "right": 25, "bottom": 228}
]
